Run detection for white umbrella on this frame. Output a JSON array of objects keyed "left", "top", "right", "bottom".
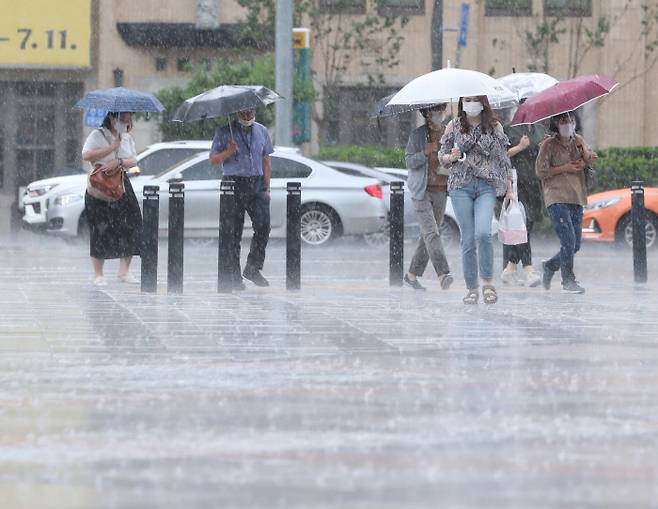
[
  {"left": 386, "top": 68, "right": 516, "bottom": 108},
  {"left": 498, "top": 72, "right": 559, "bottom": 101}
]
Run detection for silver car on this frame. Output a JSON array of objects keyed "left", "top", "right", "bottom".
[
  {"left": 46, "top": 149, "right": 387, "bottom": 246},
  {"left": 23, "top": 140, "right": 213, "bottom": 234}
]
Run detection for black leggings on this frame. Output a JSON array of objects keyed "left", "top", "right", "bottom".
[{"left": 502, "top": 220, "right": 534, "bottom": 268}]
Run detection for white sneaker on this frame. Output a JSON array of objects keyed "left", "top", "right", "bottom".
[
  {"left": 524, "top": 266, "right": 541, "bottom": 288},
  {"left": 118, "top": 273, "right": 139, "bottom": 284},
  {"left": 501, "top": 263, "right": 518, "bottom": 285},
  {"left": 93, "top": 276, "right": 107, "bottom": 287}
]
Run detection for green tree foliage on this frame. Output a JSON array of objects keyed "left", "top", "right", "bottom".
[
  {"left": 155, "top": 55, "right": 314, "bottom": 141},
  {"left": 236, "top": 0, "right": 409, "bottom": 132},
  {"left": 315, "top": 144, "right": 405, "bottom": 167},
  {"left": 593, "top": 147, "right": 658, "bottom": 192}
]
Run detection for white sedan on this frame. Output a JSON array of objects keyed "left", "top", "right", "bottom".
[{"left": 46, "top": 149, "right": 388, "bottom": 246}]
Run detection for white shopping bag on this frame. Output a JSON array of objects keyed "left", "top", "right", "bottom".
[{"left": 498, "top": 198, "right": 528, "bottom": 245}]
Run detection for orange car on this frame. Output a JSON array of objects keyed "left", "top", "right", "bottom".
[{"left": 582, "top": 187, "right": 658, "bottom": 248}]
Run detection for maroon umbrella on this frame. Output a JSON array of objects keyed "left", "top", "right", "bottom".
[{"left": 510, "top": 74, "right": 619, "bottom": 125}]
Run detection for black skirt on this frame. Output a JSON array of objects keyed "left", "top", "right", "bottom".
[{"left": 85, "top": 175, "right": 142, "bottom": 259}]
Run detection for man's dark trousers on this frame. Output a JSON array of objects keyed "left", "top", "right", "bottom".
[{"left": 228, "top": 176, "right": 271, "bottom": 283}]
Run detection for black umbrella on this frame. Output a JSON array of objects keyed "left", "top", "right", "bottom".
[
  {"left": 172, "top": 85, "right": 282, "bottom": 139},
  {"left": 369, "top": 93, "right": 438, "bottom": 120}
]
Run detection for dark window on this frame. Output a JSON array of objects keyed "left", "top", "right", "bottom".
[
  {"left": 17, "top": 104, "right": 55, "bottom": 145},
  {"left": 544, "top": 0, "right": 591, "bottom": 16},
  {"left": 318, "top": 0, "right": 366, "bottom": 14},
  {"left": 271, "top": 157, "right": 312, "bottom": 179},
  {"left": 182, "top": 159, "right": 221, "bottom": 181},
  {"left": 156, "top": 57, "right": 168, "bottom": 71},
  {"left": 378, "top": 0, "right": 424, "bottom": 15},
  {"left": 16, "top": 82, "right": 56, "bottom": 97},
  {"left": 177, "top": 58, "right": 191, "bottom": 72},
  {"left": 485, "top": 0, "right": 532, "bottom": 16},
  {"left": 113, "top": 69, "right": 124, "bottom": 87},
  {"left": 16, "top": 149, "right": 55, "bottom": 186},
  {"left": 138, "top": 148, "right": 204, "bottom": 176},
  {"left": 324, "top": 86, "right": 413, "bottom": 148}
]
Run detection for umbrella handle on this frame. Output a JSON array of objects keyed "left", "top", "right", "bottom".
[{"left": 228, "top": 116, "right": 234, "bottom": 141}]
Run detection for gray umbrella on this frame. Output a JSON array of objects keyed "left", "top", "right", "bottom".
[{"left": 172, "top": 85, "right": 282, "bottom": 123}]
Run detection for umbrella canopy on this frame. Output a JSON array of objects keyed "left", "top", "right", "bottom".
[
  {"left": 369, "top": 93, "right": 439, "bottom": 120},
  {"left": 172, "top": 85, "right": 282, "bottom": 123},
  {"left": 498, "top": 72, "right": 559, "bottom": 102},
  {"left": 386, "top": 68, "right": 516, "bottom": 108},
  {"left": 511, "top": 74, "right": 619, "bottom": 125},
  {"left": 74, "top": 87, "right": 165, "bottom": 113}
]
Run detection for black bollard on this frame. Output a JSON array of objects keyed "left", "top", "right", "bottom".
[
  {"left": 167, "top": 180, "right": 185, "bottom": 294},
  {"left": 286, "top": 182, "right": 302, "bottom": 290},
  {"left": 218, "top": 178, "right": 236, "bottom": 293},
  {"left": 141, "top": 185, "right": 160, "bottom": 293},
  {"left": 389, "top": 181, "right": 405, "bottom": 286},
  {"left": 631, "top": 180, "right": 648, "bottom": 283}
]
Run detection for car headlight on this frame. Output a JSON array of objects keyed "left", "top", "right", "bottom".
[
  {"left": 586, "top": 197, "right": 621, "bottom": 210},
  {"left": 27, "top": 184, "right": 57, "bottom": 197},
  {"left": 54, "top": 193, "right": 83, "bottom": 207}
]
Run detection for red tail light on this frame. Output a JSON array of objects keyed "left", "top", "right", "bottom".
[{"left": 364, "top": 184, "right": 383, "bottom": 199}]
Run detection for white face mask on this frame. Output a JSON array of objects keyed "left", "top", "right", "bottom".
[
  {"left": 462, "top": 101, "right": 484, "bottom": 117},
  {"left": 115, "top": 121, "right": 129, "bottom": 134},
  {"left": 238, "top": 117, "right": 255, "bottom": 127},
  {"left": 558, "top": 122, "right": 575, "bottom": 138}
]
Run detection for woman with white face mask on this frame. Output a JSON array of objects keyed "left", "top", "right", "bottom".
[
  {"left": 81, "top": 111, "right": 141, "bottom": 286},
  {"left": 438, "top": 96, "right": 515, "bottom": 304},
  {"left": 535, "top": 111, "right": 597, "bottom": 294}
]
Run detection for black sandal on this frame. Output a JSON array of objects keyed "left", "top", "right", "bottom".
[
  {"left": 482, "top": 284, "right": 498, "bottom": 304},
  {"left": 463, "top": 288, "right": 478, "bottom": 305}
]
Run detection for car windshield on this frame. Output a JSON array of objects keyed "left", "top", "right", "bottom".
[{"left": 154, "top": 154, "right": 205, "bottom": 179}]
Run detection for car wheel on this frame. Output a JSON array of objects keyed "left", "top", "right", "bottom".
[
  {"left": 439, "top": 216, "right": 460, "bottom": 249},
  {"left": 300, "top": 204, "right": 341, "bottom": 246},
  {"left": 617, "top": 212, "right": 657, "bottom": 249}
]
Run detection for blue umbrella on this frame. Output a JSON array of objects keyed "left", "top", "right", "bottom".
[{"left": 74, "top": 87, "right": 165, "bottom": 113}]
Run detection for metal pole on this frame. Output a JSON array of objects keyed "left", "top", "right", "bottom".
[
  {"left": 167, "top": 180, "right": 185, "bottom": 294},
  {"left": 431, "top": 0, "right": 443, "bottom": 70},
  {"left": 631, "top": 180, "right": 648, "bottom": 283},
  {"left": 218, "top": 178, "right": 236, "bottom": 293},
  {"left": 275, "top": 0, "right": 293, "bottom": 145},
  {"left": 286, "top": 182, "right": 302, "bottom": 290},
  {"left": 141, "top": 185, "right": 160, "bottom": 293},
  {"left": 389, "top": 181, "right": 405, "bottom": 286}
]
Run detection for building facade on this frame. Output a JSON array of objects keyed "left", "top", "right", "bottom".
[
  {"left": 0, "top": 0, "right": 249, "bottom": 233},
  {"left": 312, "top": 0, "right": 658, "bottom": 152}
]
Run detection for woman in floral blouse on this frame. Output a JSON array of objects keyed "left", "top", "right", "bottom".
[{"left": 439, "top": 96, "right": 514, "bottom": 304}]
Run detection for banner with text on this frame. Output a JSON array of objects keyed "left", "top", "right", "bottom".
[{"left": 0, "top": 0, "right": 91, "bottom": 67}]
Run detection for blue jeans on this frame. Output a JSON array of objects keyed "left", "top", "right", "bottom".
[
  {"left": 546, "top": 203, "right": 583, "bottom": 285},
  {"left": 449, "top": 178, "right": 497, "bottom": 289}
]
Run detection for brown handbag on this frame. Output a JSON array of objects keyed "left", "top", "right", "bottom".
[
  {"left": 89, "top": 163, "right": 125, "bottom": 202},
  {"left": 88, "top": 129, "right": 125, "bottom": 202}
]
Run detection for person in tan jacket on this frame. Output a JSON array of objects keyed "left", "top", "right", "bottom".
[{"left": 535, "top": 111, "right": 597, "bottom": 294}]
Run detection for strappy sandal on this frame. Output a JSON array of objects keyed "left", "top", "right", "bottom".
[
  {"left": 482, "top": 284, "right": 498, "bottom": 305},
  {"left": 463, "top": 288, "right": 479, "bottom": 305}
]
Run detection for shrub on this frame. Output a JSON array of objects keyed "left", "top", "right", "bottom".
[
  {"left": 314, "top": 145, "right": 405, "bottom": 168},
  {"left": 593, "top": 147, "right": 658, "bottom": 192}
]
